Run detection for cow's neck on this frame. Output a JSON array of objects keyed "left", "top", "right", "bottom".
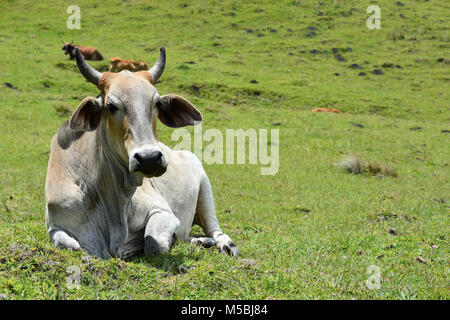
[
  {"left": 97, "top": 125, "right": 142, "bottom": 196},
  {"left": 88, "top": 125, "right": 143, "bottom": 257}
]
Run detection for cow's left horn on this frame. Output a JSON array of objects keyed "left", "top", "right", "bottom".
[
  {"left": 148, "top": 47, "right": 166, "bottom": 83},
  {"left": 75, "top": 48, "right": 102, "bottom": 86}
]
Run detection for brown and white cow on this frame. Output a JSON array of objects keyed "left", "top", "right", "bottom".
[
  {"left": 109, "top": 57, "right": 149, "bottom": 73},
  {"left": 62, "top": 42, "right": 104, "bottom": 60},
  {"left": 45, "top": 47, "right": 239, "bottom": 258}
]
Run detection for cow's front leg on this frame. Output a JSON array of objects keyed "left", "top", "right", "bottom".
[
  {"left": 194, "top": 174, "right": 240, "bottom": 256},
  {"left": 144, "top": 211, "right": 180, "bottom": 255}
]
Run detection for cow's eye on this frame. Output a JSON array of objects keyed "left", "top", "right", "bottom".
[{"left": 107, "top": 103, "right": 118, "bottom": 113}]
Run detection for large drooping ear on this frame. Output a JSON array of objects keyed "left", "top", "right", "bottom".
[
  {"left": 157, "top": 94, "right": 202, "bottom": 128},
  {"left": 69, "top": 97, "right": 103, "bottom": 131}
]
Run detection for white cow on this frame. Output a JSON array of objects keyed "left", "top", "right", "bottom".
[{"left": 45, "top": 47, "right": 239, "bottom": 258}]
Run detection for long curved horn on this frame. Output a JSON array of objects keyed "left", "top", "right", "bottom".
[
  {"left": 75, "top": 48, "right": 102, "bottom": 86},
  {"left": 148, "top": 47, "right": 166, "bottom": 83}
]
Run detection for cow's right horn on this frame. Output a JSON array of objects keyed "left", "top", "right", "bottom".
[{"left": 75, "top": 48, "right": 102, "bottom": 86}]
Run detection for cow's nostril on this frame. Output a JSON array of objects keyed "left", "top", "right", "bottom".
[
  {"left": 134, "top": 152, "right": 143, "bottom": 164},
  {"left": 153, "top": 151, "right": 162, "bottom": 161},
  {"left": 132, "top": 150, "right": 166, "bottom": 176}
]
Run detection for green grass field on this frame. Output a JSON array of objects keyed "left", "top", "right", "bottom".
[{"left": 0, "top": 0, "right": 448, "bottom": 299}]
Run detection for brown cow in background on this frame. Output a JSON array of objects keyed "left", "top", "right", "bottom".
[
  {"left": 109, "top": 57, "right": 149, "bottom": 72},
  {"left": 62, "top": 42, "right": 103, "bottom": 60}
]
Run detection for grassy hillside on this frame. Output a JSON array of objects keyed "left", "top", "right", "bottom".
[{"left": 0, "top": 0, "right": 448, "bottom": 299}]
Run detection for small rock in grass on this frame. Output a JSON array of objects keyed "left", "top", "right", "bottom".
[
  {"left": 416, "top": 256, "right": 427, "bottom": 264},
  {"left": 372, "top": 69, "right": 384, "bottom": 75},
  {"left": 349, "top": 63, "right": 362, "bottom": 69},
  {"left": 377, "top": 254, "right": 385, "bottom": 259},
  {"left": 241, "top": 258, "right": 256, "bottom": 268},
  {"left": 190, "top": 84, "right": 200, "bottom": 93},
  {"left": 389, "top": 228, "right": 398, "bottom": 236},
  {"left": 250, "top": 79, "right": 259, "bottom": 84},
  {"left": 358, "top": 72, "right": 367, "bottom": 76},
  {"left": 335, "top": 54, "right": 346, "bottom": 62},
  {"left": 4, "top": 82, "right": 18, "bottom": 90},
  {"left": 178, "top": 265, "right": 190, "bottom": 273},
  {"left": 349, "top": 122, "right": 364, "bottom": 128},
  {"left": 294, "top": 207, "right": 311, "bottom": 213}
]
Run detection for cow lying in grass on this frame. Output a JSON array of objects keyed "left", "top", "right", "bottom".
[
  {"left": 62, "top": 42, "right": 104, "bottom": 60},
  {"left": 45, "top": 47, "right": 239, "bottom": 258},
  {"left": 109, "top": 57, "right": 149, "bottom": 73}
]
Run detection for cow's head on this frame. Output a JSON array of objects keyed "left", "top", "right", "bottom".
[
  {"left": 136, "top": 61, "right": 149, "bottom": 71},
  {"left": 109, "top": 57, "right": 123, "bottom": 64},
  {"left": 70, "top": 47, "right": 202, "bottom": 178},
  {"left": 62, "top": 41, "right": 74, "bottom": 55}
]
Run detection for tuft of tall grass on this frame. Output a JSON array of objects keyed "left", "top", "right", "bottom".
[{"left": 336, "top": 154, "right": 398, "bottom": 177}]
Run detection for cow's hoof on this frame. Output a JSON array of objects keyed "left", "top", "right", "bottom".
[
  {"left": 144, "top": 233, "right": 177, "bottom": 256},
  {"left": 217, "top": 241, "right": 240, "bottom": 257},
  {"left": 144, "top": 235, "right": 164, "bottom": 255}
]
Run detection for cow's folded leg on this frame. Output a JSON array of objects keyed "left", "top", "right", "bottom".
[
  {"left": 144, "top": 211, "right": 180, "bottom": 255},
  {"left": 50, "top": 229, "right": 80, "bottom": 251},
  {"left": 194, "top": 174, "right": 240, "bottom": 257}
]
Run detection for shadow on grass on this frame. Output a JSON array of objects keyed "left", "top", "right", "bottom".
[{"left": 125, "top": 245, "right": 207, "bottom": 274}]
